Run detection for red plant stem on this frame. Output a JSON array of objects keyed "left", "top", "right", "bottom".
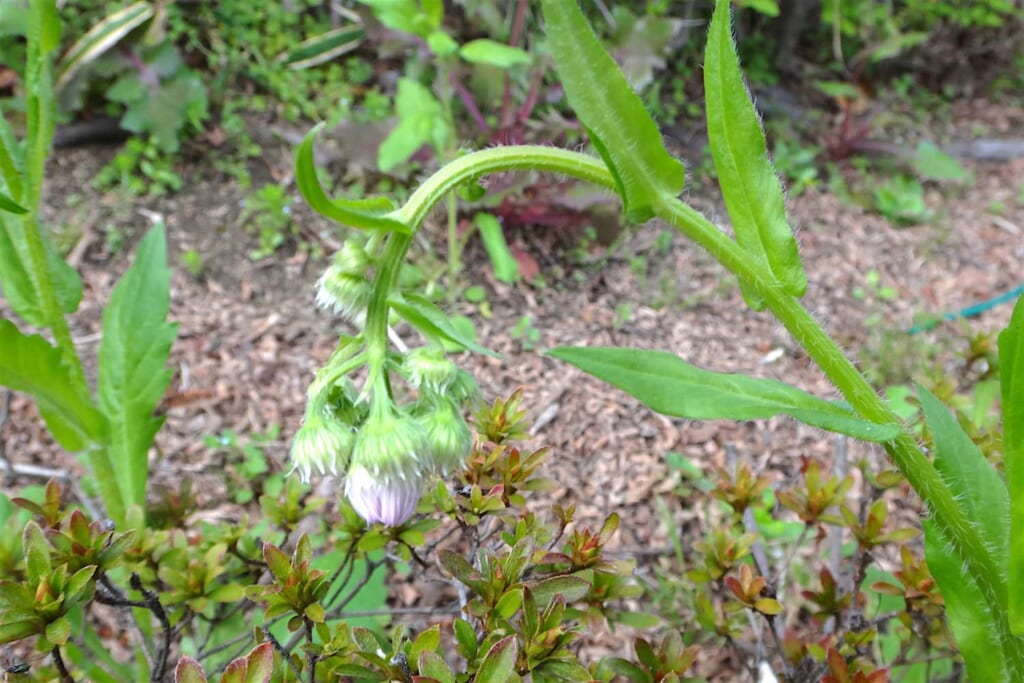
[{"left": 450, "top": 74, "right": 490, "bottom": 134}]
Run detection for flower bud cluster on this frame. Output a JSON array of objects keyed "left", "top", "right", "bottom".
[{"left": 290, "top": 330, "right": 479, "bottom": 527}]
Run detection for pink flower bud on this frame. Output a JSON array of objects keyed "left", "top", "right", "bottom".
[{"left": 344, "top": 465, "right": 423, "bottom": 526}]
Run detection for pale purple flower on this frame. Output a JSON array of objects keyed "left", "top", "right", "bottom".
[{"left": 344, "top": 465, "right": 423, "bottom": 526}]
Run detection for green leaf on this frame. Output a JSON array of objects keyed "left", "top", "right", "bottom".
[
  {"left": 459, "top": 40, "right": 531, "bottom": 68},
  {"left": 44, "top": 616, "right": 71, "bottom": 646},
  {"left": 378, "top": 78, "right": 448, "bottom": 171},
  {"left": 97, "top": 224, "right": 177, "bottom": 514},
  {"left": 0, "top": 319, "right": 106, "bottom": 450},
  {"left": 924, "top": 519, "right": 1007, "bottom": 681},
  {"left": 999, "top": 296, "right": 1024, "bottom": 634},
  {"left": 918, "top": 384, "right": 1007, "bottom": 575},
  {"left": 529, "top": 575, "right": 591, "bottom": 605},
  {"left": 704, "top": 0, "right": 806, "bottom": 305},
  {"left": 243, "top": 643, "right": 275, "bottom": 683},
  {"left": 541, "top": 0, "right": 683, "bottom": 222},
  {"left": 911, "top": 141, "right": 974, "bottom": 183},
  {"left": 295, "top": 124, "right": 408, "bottom": 233},
  {"left": 278, "top": 25, "right": 365, "bottom": 70},
  {"left": 54, "top": 2, "right": 153, "bottom": 92},
  {"left": 549, "top": 346, "right": 899, "bottom": 442},
  {"left": 418, "top": 650, "right": 455, "bottom": 683},
  {"left": 0, "top": 215, "right": 83, "bottom": 326},
  {"left": 476, "top": 634, "right": 518, "bottom": 683},
  {"left": 174, "top": 658, "right": 208, "bottom": 683},
  {"left": 475, "top": 213, "right": 519, "bottom": 284},
  {"left": 389, "top": 292, "right": 499, "bottom": 357},
  {"left": 0, "top": 618, "right": 40, "bottom": 645},
  {"left": 24, "top": 521, "right": 50, "bottom": 583},
  {"left": 0, "top": 191, "right": 27, "bottom": 215}
]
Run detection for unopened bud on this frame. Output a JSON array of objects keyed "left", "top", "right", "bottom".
[
  {"left": 289, "top": 415, "right": 355, "bottom": 482},
  {"left": 419, "top": 398, "right": 473, "bottom": 475},
  {"left": 344, "top": 464, "right": 424, "bottom": 526},
  {"left": 315, "top": 268, "right": 371, "bottom": 323}
]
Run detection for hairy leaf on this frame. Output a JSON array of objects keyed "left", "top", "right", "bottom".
[
  {"left": 97, "top": 224, "right": 177, "bottom": 514},
  {"left": 541, "top": 0, "right": 683, "bottom": 221},
  {"left": 999, "top": 296, "right": 1024, "bottom": 634},
  {"left": 924, "top": 519, "right": 1007, "bottom": 681},
  {"left": 0, "top": 215, "right": 83, "bottom": 326},
  {"left": 549, "top": 346, "right": 899, "bottom": 442},
  {"left": 0, "top": 318, "right": 106, "bottom": 450},
  {"left": 918, "top": 384, "right": 1007, "bottom": 575},
  {"left": 704, "top": 0, "right": 805, "bottom": 306}
]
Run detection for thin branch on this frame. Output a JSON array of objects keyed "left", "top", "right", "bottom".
[{"left": 52, "top": 647, "right": 75, "bottom": 683}]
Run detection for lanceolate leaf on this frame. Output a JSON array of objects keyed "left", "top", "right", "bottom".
[
  {"left": 295, "top": 124, "right": 409, "bottom": 233},
  {"left": 54, "top": 2, "right": 154, "bottom": 92},
  {"left": 459, "top": 39, "right": 531, "bottom": 68},
  {"left": 97, "top": 224, "right": 177, "bottom": 514},
  {"left": 475, "top": 635, "right": 518, "bottom": 683},
  {"left": 917, "top": 384, "right": 1007, "bottom": 577},
  {"left": 923, "top": 519, "right": 1008, "bottom": 682},
  {"left": 704, "top": 0, "right": 806, "bottom": 305},
  {"left": 0, "top": 191, "right": 27, "bottom": 215},
  {"left": 0, "top": 319, "right": 106, "bottom": 451},
  {"left": 548, "top": 346, "right": 900, "bottom": 442},
  {"left": 999, "top": 296, "right": 1024, "bottom": 634},
  {"left": 541, "top": 0, "right": 683, "bottom": 222},
  {"left": 389, "top": 292, "right": 498, "bottom": 358},
  {"left": 278, "top": 25, "right": 365, "bottom": 70},
  {"left": 0, "top": 209, "right": 82, "bottom": 328}
]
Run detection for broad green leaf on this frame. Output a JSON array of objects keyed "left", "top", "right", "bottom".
[
  {"left": 0, "top": 214, "right": 83, "bottom": 326},
  {"left": 378, "top": 78, "right": 448, "bottom": 171},
  {"left": 918, "top": 384, "right": 1007, "bottom": 576},
  {"left": 1000, "top": 296, "right": 1024, "bottom": 634},
  {"left": 924, "top": 519, "right": 1007, "bottom": 681},
  {"left": 704, "top": 0, "right": 806, "bottom": 305},
  {"left": 0, "top": 318, "right": 106, "bottom": 450},
  {"left": 97, "top": 224, "right": 177, "bottom": 514},
  {"left": 357, "top": 0, "right": 439, "bottom": 38},
  {"left": 278, "top": 25, "right": 365, "bottom": 70},
  {"left": 911, "top": 141, "right": 973, "bottom": 183},
  {"left": 541, "top": 0, "right": 683, "bottom": 222},
  {"left": 548, "top": 346, "right": 899, "bottom": 442},
  {"left": 475, "top": 213, "right": 519, "bottom": 284},
  {"left": 459, "top": 39, "right": 531, "bottom": 68},
  {"left": 476, "top": 635, "right": 518, "bottom": 683},
  {"left": 389, "top": 292, "right": 499, "bottom": 357},
  {"left": 295, "top": 124, "right": 408, "bottom": 233},
  {"left": 0, "top": 191, "right": 27, "bottom": 215},
  {"left": 54, "top": 2, "right": 153, "bottom": 92}
]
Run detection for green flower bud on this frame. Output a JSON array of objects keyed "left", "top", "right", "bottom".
[
  {"left": 350, "top": 411, "right": 429, "bottom": 482},
  {"left": 316, "top": 267, "right": 371, "bottom": 323},
  {"left": 289, "top": 414, "right": 355, "bottom": 482},
  {"left": 403, "top": 347, "right": 458, "bottom": 392},
  {"left": 419, "top": 398, "right": 473, "bottom": 475},
  {"left": 334, "top": 239, "right": 371, "bottom": 275}
]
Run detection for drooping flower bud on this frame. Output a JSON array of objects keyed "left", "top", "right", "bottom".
[
  {"left": 315, "top": 267, "right": 371, "bottom": 323},
  {"left": 334, "top": 239, "right": 371, "bottom": 275},
  {"left": 403, "top": 347, "right": 458, "bottom": 392},
  {"left": 343, "top": 410, "right": 430, "bottom": 526},
  {"left": 343, "top": 464, "right": 424, "bottom": 526},
  {"left": 289, "top": 414, "right": 356, "bottom": 482},
  {"left": 419, "top": 398, "right": 473, "bottom": 475}
]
